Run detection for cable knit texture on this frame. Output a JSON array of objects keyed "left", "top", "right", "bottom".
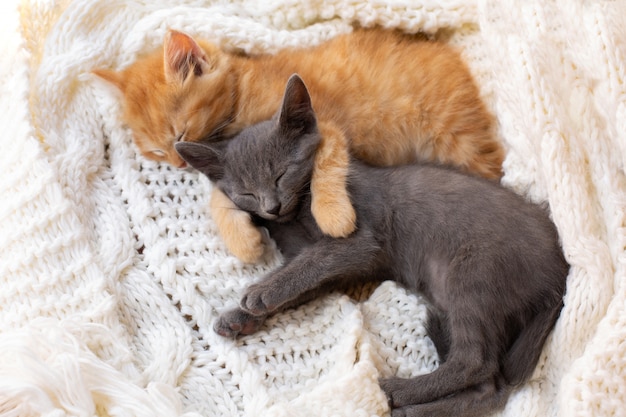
[{"left": 1, "top": 0, "right": 625, "bottom": 416}]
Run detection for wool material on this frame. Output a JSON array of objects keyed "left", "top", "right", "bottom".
[{"left": 1, "top": 1, "right": 625, "bottom": 416}]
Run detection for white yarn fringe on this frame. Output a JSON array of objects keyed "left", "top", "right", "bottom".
[{"left": 0, "top": 320, "right": 199, "bottom": 417}]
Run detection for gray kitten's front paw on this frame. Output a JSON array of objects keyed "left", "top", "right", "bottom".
[
  {"left": 240, "top": 282, "right": 282, "bottom": 316},
  {"left": 214, "top": 308, "right": 266, "bottom": 338}
]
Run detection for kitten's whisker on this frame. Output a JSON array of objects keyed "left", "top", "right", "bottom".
[
  {"left": 200, "top": 91, "right": 241, "bottom": 141},
  {"left": 211, "top": 206, "right": 247, "bottom": 211},
  {"left": 298, "top": 180, "right": 312, "bottom": 195},
  {"left": 200, "top": 113, "right": 237, "bottom": 142}
]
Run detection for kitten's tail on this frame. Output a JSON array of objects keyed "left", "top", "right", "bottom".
[{"left": 502, "top": 301, "right": 564, "bottom": 386}]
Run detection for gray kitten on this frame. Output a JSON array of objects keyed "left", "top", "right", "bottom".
[{"left": 176, "top": 74, "right": 568, "bottom": 417}]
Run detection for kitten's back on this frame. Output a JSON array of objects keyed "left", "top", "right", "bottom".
[
  {"left": 349, "top": 162, "right": 564, "bottom": 273},
  {"left": 96, "top": 28, "right": 503, "bottom": 178},
  {"left": 257, "top": 29, "right": 501, "bottom": 176}
]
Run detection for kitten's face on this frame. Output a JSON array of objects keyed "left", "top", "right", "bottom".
[
  {"left": 94, "top": 31, "right": 235, "bottom": 168},
  {"left": 222, "top": 122, "right": 316, "bottom": 222},
  {"left": 176, "top": 74, "right": 320, "bottom": 221}
]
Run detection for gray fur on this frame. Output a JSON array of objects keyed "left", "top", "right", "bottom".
[{"left": 176, "top": 74, "right": 568, "bottom": 417}]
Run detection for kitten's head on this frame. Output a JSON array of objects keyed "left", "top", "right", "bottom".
[
  {"left": 176, "top": 74, "right": 319, "bottom": 221},
  {"left": 93, "top": 30, "right": 235, "bottom": 168}
]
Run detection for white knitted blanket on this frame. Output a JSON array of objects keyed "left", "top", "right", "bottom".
[{"left": 2, "top": 0, "right": 625, "bottom": 416}]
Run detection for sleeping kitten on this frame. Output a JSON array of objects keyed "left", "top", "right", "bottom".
[
  {"left": 94, "top": 27, "right": 503, "bottom": 263},
  {"left": 175, "top": 74, "right": 568, "bottom": 417}
]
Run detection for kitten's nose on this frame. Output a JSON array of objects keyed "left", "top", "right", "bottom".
[{"left": 266, "top": 203, "right": 281, "bottom": 216}]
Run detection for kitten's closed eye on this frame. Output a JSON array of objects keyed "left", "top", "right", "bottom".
[
  {"left": 175, "top": 130, "right": 187, "bottom": 142},
  {"left": 230, "top": 190, "right": 260, "bottom": 215},
  {"left": 275, "top": 171, "right": 286, "bottom": 186},
  {"left": 151, "top": 149, "right": 166, "bottom": 157}
]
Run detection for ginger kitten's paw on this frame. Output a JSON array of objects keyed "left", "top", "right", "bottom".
[
  {"left": 222, "top": 216, "right": 265, "bottom": 263},
  {"left": 211, "top": 188, "right": 265, "bottom": 263},
  {"left": 311, "top": 192, "right": 357, "bottom": 238},
  {"left": 214, "top": 308, "right": 266, "bottom": 338},
  {"left": 312, "top": 121, "right": 357, "bottom": 237}
]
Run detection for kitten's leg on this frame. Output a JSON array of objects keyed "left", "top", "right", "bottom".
[
  {"left": 240, "top": 230, "right": 380, "bottom": 316},
  {"left": 425, "top": 308, "right": 450, "bottom": 361},
  {"left": 390, "top": 378, "right": 511, "bottom": 417},
  {"left": 215, "top": 284, "right": 343, "bottom": 338},
  {"left": 210, "top": 187, "right": 265, "bottom": 263},
  {"left": 432, "top": 130, "right": 504, "bottom": 180},
  {"left": 380, "top": 346, "right": 498, "bottom": 409},
  {"left": 311, "top": 121, "right": 357, "bottom": 238},
  {"left": 381, "top": 254, "right": 504, "bottom": 407}
]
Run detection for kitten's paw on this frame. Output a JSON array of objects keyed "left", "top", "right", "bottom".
[
  {"left": 222, "top": 214, "right": 266, "bottom": 263},
  {"left": 312, "top": 195, "right": 357, "bottom": 238},
  {"left": 312, "top": 122, "right": 356, "bottom": 237},
  {"left": 240, "top": 283, "right": 281, "bottom": 316},
  {"left": 214, "top": 308, "right": 266, "bottom": 338},
  {"left": 211, "top": 188, "right": 266, "bottom": 263}
]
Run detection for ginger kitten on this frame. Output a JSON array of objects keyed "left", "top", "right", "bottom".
[{"left": 94, "top": 28, "right": 503, "bottom": 263}]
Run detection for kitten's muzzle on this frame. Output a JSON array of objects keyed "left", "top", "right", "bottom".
[
  {"left": 258, "top": 194, "right": 297, "bottom": 222},
  {"left": 259, "top": 195, "right": 282, "bottom": 220},
  {"left": 266, "top": 203, "right": 281, "bottom": 216},
  {"left": 259, "top": 206, "right": 297, "bottom": 223}
]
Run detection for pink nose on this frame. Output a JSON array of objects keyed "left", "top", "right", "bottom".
[{"left": 178, "top": 161, "right": 188, "bottom": 169}]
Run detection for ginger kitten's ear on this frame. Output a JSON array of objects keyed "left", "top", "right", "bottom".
[
  {"left": 92, "top": 69, "right": 126, "bottom": 92},
  {"left": 164, "top": 29, "right": 213, "bottom": 83},
  {"left": 175, "top": 141, "right": 225, "bottom": 181},
  {"left": 279, "top": 74, "right": 317, "bottom": 135}
]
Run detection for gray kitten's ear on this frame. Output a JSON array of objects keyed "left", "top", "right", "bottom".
[
  {"left": 175, "top": 141, "right": 224, "bottom": 180},
  {"left": 278, "top": 74, "right": 317, "bottom": 134}
]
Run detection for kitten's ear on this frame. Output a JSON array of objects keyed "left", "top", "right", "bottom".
[
  {"left": 164, "top": 29, "right": 213, "bottom": 83},
  {"left": 278, "top": 74, "right": 317, "bottom": 135},
  {"left": 92, "top": 69, "right": 126, "bottom": 92},
  {"left": 175, "top": 141, "right": 225, "bottom": 180}
]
